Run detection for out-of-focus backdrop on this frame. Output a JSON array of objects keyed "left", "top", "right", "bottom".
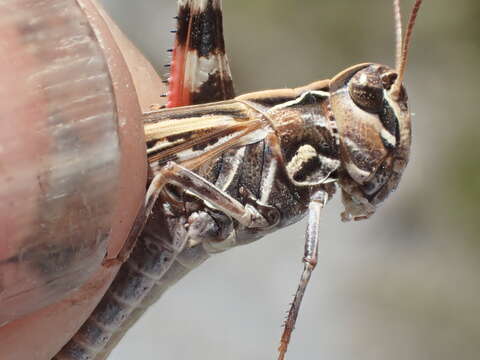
[{"left": 100, "top": 1, "right": 480, "bottom": 359}]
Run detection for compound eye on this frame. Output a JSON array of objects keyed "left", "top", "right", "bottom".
[{"left": 348, "top": 70, "right": 384, "bottom": 113}]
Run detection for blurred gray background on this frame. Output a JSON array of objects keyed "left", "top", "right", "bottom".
[{"left": 99, "top": 1, "right": 480, "bottom": 359}]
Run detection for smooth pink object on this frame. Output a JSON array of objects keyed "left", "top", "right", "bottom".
[{"left": 0, "top": 0, "right": 163, "bottom": 358}]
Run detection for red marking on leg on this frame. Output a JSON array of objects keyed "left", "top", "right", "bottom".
[{"left": 167, "top": 43, "right": 191, "bottom": 107}]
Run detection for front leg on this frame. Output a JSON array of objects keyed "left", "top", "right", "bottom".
[
  {"left": 146, "top": 162, "right": 278, "bottom": 229},
  {"left": 277, "top": 190, "right": 328, "bottom": 360}
]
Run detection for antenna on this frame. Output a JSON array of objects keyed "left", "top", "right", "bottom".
[
  {"left": 393, "top": 0, "right": 403, "bottom": 71},
  {"left": 392, "top": 0, "right": 424, "bottom": 98}
]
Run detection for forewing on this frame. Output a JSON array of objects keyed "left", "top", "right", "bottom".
[{"left": 144, "top": 100, "right": 267, "bottom": 171}]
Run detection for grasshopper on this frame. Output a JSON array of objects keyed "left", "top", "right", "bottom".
[{"left": 56, "top": 0, "right": 424, "bottom": 359}]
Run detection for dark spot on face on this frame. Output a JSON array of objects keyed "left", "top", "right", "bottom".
[{"left": 379, "top": 99, "right": 399, "bottom": 144}]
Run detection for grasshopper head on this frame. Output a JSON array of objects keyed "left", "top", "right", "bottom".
[
  {"left": 329, "top": 63, "right": 410, "bottom": 221},
  {"left": 327, "top": 0, "right": 422, "bottom": 221}
]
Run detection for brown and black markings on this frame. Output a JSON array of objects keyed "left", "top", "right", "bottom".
[
  {"left": 55, "top": 1, "right": 424, "bottom": 360},
  {"left": 167, "top": 0, "right": 234, "bottom": 107}
]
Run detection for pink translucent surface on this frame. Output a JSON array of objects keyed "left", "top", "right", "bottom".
[
  {"left": 0, "top": 0, "right": 154, "bottom": 358},
  {"left": 0, "top": 0, "right": 120, "bottom": 323}
]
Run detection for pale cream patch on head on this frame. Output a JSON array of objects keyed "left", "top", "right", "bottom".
[
  {"left": 380, "top": 128, "right": 397, "bottom": 147},
  {"left": 358, "top": 72, "right": 369, "bottom": 86}
]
